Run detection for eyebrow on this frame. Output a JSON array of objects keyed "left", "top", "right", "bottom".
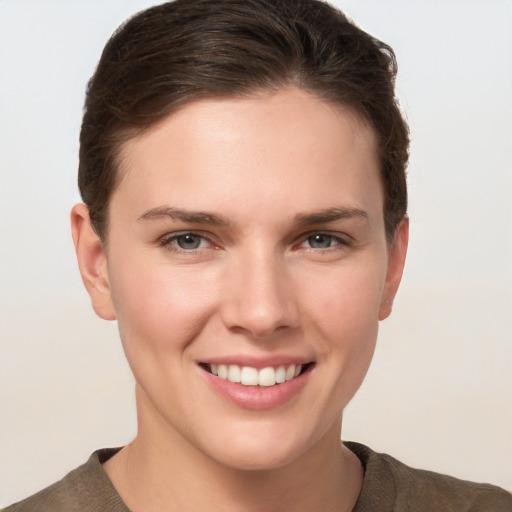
[
  {"left": 138, "top": 206, "right": 368, "bottom": 227},
  {"left": 137, "top": 206, "right": 231, "bottom": 226},
  {"left": 294, "top": 207, "right": 369, "bottom": 226}
]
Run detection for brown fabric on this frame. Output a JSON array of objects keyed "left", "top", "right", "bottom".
[
  {"left": 3, "top": 448, "right": 128, "bottom": 512},
  {"left": 5, "top": 443, "right": 512, "bottom": 511},
  {"left": 346, "top": 442, "right": 512, "bottom": 512}
]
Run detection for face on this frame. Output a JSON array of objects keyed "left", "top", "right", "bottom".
[{"left": 73, "top": 88, "right": 407, "bottom": 471}]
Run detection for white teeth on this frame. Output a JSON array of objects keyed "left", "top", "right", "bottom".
[
  {"left": 285, "top": 365, "right": 296, "bottom": 381},
  {"left": 209, "top": 363, "right": 304, "bottom": 387},
  {"left": 227, "top": 365, "right": 241, "bottom": 383},
  {"left": 240, "top": 366, "right": 259, "bottom": 385},
  {"left": 218, "top": 364, "right": 228, "bottom": 379},
  {"left": 275, "top": 365, "right": 286, "bottom": 384},
  {"left": 258, "top": 367, "right": 275, "bottom": 387}
]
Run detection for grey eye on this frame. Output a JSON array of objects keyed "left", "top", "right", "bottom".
[
  {"left": 307, "top": 234, "right": 334, "bottom": 249},
  {"left": 175, "top": 234, "right": 202, "bottom": 250}
]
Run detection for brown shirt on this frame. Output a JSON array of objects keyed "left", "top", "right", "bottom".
[{"left": 4, "top": 443, "right": 512, "bottom": 511}]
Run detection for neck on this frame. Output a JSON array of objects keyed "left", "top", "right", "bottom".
[{"left": 104, "top": 387, "right": 363, "bottom": 512}]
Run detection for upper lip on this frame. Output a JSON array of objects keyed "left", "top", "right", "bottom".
[{"left": 198, "top": 355, "right": 314, "bottom": 369}]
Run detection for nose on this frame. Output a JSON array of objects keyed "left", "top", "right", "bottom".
[{"left": 220, "top": 250, "right": 300, "bottom": 339}]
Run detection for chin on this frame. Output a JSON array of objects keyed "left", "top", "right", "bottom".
[
  {"left": 213, "top": 444, "right": 302, "bottom": 472},
  {"left": 201, "top": 420, "right": 320, "bottom": 472}
]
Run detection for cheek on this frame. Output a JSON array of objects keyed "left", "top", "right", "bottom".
[
  {"left": 302, "top": 262, "right": 386, "bottom": 339},
  {"left": 108, "top": 260, "right": 218, "bottom": 357},
  {"left": 299, "top": 261, "right": 385, "bottom": 391}
]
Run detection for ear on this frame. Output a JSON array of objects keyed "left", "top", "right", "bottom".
[
  {"left": 70, "top": 203, "right": 116, "bottom": 321},
  {"left": 378, "top": 216, "right": 409, "bottom": 320}
]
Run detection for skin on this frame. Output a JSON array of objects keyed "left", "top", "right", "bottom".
[{"left": 71, "top": 88, "right": 408, "bottom": 512}]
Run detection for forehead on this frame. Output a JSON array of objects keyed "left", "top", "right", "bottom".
[{"left": 113, "top": 88, "right": 382, "bottom": 226}]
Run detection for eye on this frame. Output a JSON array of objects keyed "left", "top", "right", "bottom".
[
  {"left": 159, "top": 232, "right": 211, "bottom": 251},
  {"left": 303, "top": 233, "right": 344, "bottom": 249},
  {"left": 175, "top": 233, "right": 203, "bottom": 250}
]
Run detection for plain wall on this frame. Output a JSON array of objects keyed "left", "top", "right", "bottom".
[{"left": 1, "top": 0, "right": 511, "bottom": 505}]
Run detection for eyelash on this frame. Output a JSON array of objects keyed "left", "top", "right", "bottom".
[{"left": 157, "top": 231, "right": 351, "bottom": 254}]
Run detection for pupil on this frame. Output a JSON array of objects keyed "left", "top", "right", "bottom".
[
  {"left": 309, "top": 234, "right": 331, "bottom": 248},
  {"left": 178, "top": 234, "right": 200, "bottom": 249}
]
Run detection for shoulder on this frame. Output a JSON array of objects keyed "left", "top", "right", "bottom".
[
  {"left": 3, "top": 449, "right": 128, "bottom": 512},
  {"left": 345, "top": 441, "right": 512, "bottom": 512}
]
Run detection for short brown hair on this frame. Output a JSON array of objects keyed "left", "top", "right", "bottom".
[{"left": 79, "top": 0, "right": 409, "bottom": 242}]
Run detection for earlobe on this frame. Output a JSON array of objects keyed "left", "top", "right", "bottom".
[
  {"left": 378, "top": 216, "right": 409, "bottom": 321},
  {"left": 70, "top": 203, "right": 116, "bottom": 321}
]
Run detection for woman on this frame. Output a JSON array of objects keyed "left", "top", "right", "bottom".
[{"left": 5, "top": 0, "right": 511, "bottom": 510}]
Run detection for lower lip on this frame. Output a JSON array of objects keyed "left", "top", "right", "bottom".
[{"left": 202, "top": 367, "right": 312, "bottom": 410}]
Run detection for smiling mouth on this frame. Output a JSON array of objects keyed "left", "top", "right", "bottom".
[{"left": 201, "top": 363, "right": 313, "bottom": 387}]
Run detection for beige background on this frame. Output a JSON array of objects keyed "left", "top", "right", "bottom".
[{"left": 1, "top": 0, "right": 511, "bottom": 505}]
